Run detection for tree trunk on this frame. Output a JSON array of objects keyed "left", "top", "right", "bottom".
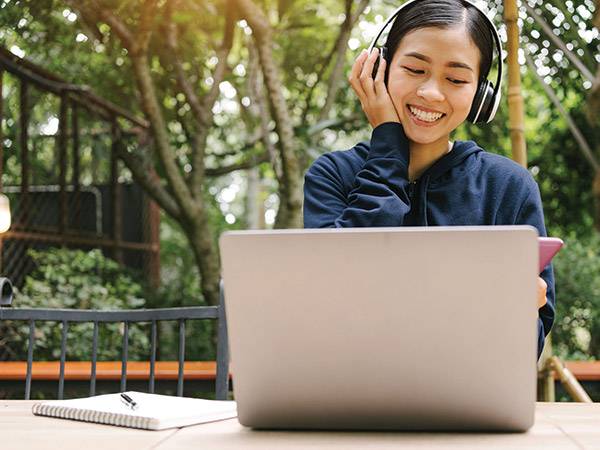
[
  {"left": 234, "top": 0, "right": 303, "bottom": 229},
  {"left": 183, "top": 211, "right": 222, "bottom": 307}
]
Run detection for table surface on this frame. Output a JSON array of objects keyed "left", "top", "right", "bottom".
[{"left": 2, "top": 400, "right": 600, "bottom": 449}]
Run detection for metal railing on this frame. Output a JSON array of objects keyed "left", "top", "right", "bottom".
[{"left": 0, "top": 283, "right": 230, "bottom": 400}]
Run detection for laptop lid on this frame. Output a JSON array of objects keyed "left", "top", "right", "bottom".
[{"left": 220, "top": 226, "right": 539, "bottom": 431}]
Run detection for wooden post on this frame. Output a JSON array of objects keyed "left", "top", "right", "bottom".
[
  {"left": 20, "top": 81, "right": 30, "bottom": 229},
  {"left": 72, "top": 104, "right": 82, "bottom": 232},
  {"left": 504, "top": 0, "right": 528, "bottom": 167},
  {"left": 144, "top": 170, "right": 161, "bottom": 289},
  {"left": 58, "top": 93, "right": 69, "bottom": 241},
  {"left": 110, "top": 120, "right": 123, "bottom": 264},
  {"left": 510, "top": 0, "right": 558, "bottom": 393}
]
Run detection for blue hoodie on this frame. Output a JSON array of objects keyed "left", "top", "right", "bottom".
[{"left": 303, "top": 122, "right": 555, "bottom": 359}]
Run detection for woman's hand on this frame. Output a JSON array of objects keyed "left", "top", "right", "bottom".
[
  {"left": 349, "top": 49, "right": 400, "bottom": 129},
  {"left": 538, "top": 277, "right": 548, "bottom": 310}
]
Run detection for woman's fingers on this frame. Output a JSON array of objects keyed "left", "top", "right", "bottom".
[
  {"left": 359, "top": 48, "right": 379, "bottom": 95},
  {"left": 349, "top": 49, "right": 370, "bottom": 96},
  {"left": 538, "top": 277, "right": 548, "bottom": 310},
  {"left": 349, "top": 48, "right": 399, "bottom": 128},
  {"left": 372, "top": 52, "right": 387, "bottom": 92}
]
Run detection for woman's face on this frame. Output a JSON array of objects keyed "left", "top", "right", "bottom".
[{"left": 387, "top": 25, "right": 481, "bottom": 149}]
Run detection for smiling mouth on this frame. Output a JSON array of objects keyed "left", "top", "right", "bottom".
[{"left": 408, "top": 106, "right": 445, "bottom": 123}]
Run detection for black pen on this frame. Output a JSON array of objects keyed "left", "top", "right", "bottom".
[{"left": 120, "top": 393, "right": 139, "bottom": 411}]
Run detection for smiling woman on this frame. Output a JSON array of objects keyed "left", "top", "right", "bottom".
[
  {"left": 385, "top": 26, "right": 480, "bottom": 180},
  {"left": 302, "top": 0, "right": 556, "bottom": 361}
]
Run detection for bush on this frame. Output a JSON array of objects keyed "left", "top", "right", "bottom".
[
  {"left": 552, "top": 233, "right": 600, "bottom": 360},
  {"left": 0, "top": 248, "right": 150, "bottom": 362}
]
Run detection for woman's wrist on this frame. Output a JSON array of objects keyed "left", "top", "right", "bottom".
[{"left": 369, "top": 122, "right": 410, "bottom": 162}]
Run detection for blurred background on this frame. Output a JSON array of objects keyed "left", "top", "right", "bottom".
[{"left": 0, "top": 0, "right": 598, "bottom": 388}]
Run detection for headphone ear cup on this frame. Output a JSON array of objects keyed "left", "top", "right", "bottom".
[
  {"left": 468, "top": 79, "right": 495, "bottom": 124},
  {"left": 371, "top": 47, "right": 389, "bottom": 80}
]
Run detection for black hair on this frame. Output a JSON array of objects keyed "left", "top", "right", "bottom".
[{"left": 385, "top": 0, "right": 494, "bottom": 80}]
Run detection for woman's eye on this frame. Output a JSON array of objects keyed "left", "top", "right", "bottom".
[
  {"left": 448, "top": 78, "right": 467, "bottom": 85},
  {"left": 404, "top": 67, "right": 424, "bottom": 74}
]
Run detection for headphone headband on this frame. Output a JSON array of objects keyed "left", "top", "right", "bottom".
[{"left": 368, "top": 0, "right": 503, "bottom": 123}]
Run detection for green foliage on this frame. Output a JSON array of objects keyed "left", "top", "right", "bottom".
[
  {"left": 519, "top": 0, "right": 599, "bottom": 236},
  {"left": 23, "top": 248, "right": 146, "bottom": 308},
  {"left": 523, "top": 70, "right": 596, "bottom": 237},
  {"left": 552, "top": 233, "right": 600, "bottom": 360},
  {"left": 1, "top": 248, "right": 149, "bottom": 362},
  {"left": 2, "top": 0, "right": 600, "bottom": 365},
  {"left": 151, "top": 213, "right": 218, "bottom": 360}
]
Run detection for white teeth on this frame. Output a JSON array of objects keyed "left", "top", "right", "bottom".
[{"left": 409, "top": 106, "right": 443, "bottom": 122}]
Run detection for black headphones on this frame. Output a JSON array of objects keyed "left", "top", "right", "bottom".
[{"left": 368, "top": 0, "right": 503, "bottom": 124}]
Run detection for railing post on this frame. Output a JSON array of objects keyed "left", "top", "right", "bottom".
[
  {"left": 178, "top": 319, "right": 185, "bottom": 397},
  {"left": 25, "top": 319, "right": 35, "bottom": 400},
  {"left": 215, "top": 279, "right": 230, "bottom": 400},
  {"left": 59, "top": 320, "right": 68, "bottom": 399},
  {"left": 121, "top": 321, "right": 129, "bottom": 392}
]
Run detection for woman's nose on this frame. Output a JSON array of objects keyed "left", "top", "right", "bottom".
[{"left": 416, "top": 77, "right": 445, "bottom": 103}]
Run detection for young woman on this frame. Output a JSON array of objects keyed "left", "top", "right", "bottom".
[{"left": 303, "top": 0, "right": 555, "bottom": 359}]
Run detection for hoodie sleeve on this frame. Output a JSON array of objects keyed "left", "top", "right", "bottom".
[
  {"left": 304, "top": 122, "right": 412, "bottom": 228},
  {"left": 515, "top": 179, "right": 555, "bottom": 360}
]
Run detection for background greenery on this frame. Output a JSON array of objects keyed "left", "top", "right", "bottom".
[
  {"left": 1, "top": 248, "right": 150, "bottom": 362},
  {"left": 0, "top": 0, "right": 599, "bottom": 366}
]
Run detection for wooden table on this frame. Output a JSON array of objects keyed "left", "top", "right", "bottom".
[{"left": 2, "top": 401, "right": 600, "bottom": 449}]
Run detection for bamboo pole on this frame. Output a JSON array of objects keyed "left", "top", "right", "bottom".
[
  {"left": 505, "top": 2, "right": 559, "bottom": 399},
  {"left": 537, "top": 335, "right": 555, "bottom": 401},
  {"left": 548, "top": 357, "right": 593, "bottom": 403},
  {"left": 504, "top": 0, "right": 527, "bottom": 167}
]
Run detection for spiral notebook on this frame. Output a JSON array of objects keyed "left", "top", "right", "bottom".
[{"left": 32, "top": 391, "right": 237, "bottom": 430}]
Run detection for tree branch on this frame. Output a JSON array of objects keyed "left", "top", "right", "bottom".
[
  {"left": 68, "top": 1, "right": 134, "bottom": 50},
  {"left": 197, "top": 0, "right": 236, "bottom": 119},
  {"left": 69, "top": 1, "right": 191, "bottom": 215},
  {"left": 112, "top": 125, "right": 183, "bottom": 220},
  {"left": 136, "top": 0, "right": 159, "bottom": 54},
  {"left": 192, "top": 4, "right": 235, "bottom": 198},
  {"left": 205, "top": 152, "right": 269, "bottom": 177},
  {"left": 163, "top": 0, "right": 211, "bottom": 202},
  {"left": 164, "top": 0, "right": 209, "bottom": 127},
  {"left": 317, "top": 0, "right": 369, "bottom": 123},
  {"left": 524, "top": 51, "right": 600, "bottom": 173},
  {"left": 247, "top": 41, "right": 281, "bottom": 178},
  {"left": 80, "top": 2, "right": 195, "bottom": 217},
  {"left": 523, "top": 2, "right": 596, "bottom": 82},
  {"left": 234, "top": 0, "right": 303, "bottom": 228},
  {"left": 588, "top": 63, "right": 600, "bottom": 134}
]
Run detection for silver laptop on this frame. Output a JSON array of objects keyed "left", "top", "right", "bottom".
[{"left": 220, "top": 226, "right": 539, "bottom": 432}]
